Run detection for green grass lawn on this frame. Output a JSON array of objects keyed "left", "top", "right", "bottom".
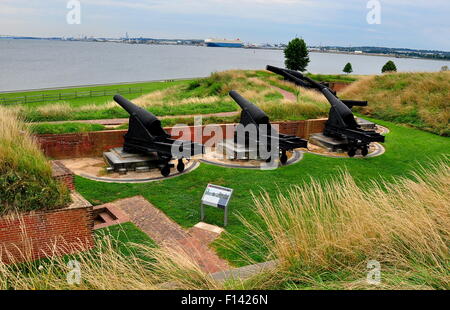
[
  {"left": 75, "top": 118, "right": 450, "bottom": 266},
  {"left": 0, "top": 80, "right": 189, "bottom": 108},
  {"left": 29, "top": 122, "right": 107, "bottom": 134},
  {"left": 95, "top": 222, "right": 156, "bottom": 260}
]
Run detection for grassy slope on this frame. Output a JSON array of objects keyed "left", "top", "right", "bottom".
[
  {"left": 341, "top": 72, "right": 450, "bottom": 136},
  {"left": 0, "top": 81, "right": 188, "bottom": 108},
  {"left": 2, "top": 70, "right": 331, "bottom": 123},
  {"left": 0, "top": 108, "right": 70, "bottom": 214},
  {"left": 75, "top": 118, "right": 450, "bottom": 266}
]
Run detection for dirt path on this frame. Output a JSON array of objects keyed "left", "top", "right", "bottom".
[{"left": 269, "top": 85, "right": 297, "bottom": 101}]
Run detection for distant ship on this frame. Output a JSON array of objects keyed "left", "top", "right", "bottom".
[{"left": 205, "top": 38, "right": 243, "bottom": 48}]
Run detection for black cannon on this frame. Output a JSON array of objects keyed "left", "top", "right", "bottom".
[
  {"left": 113, "top": 94, "right": 204, "bottom": 176},
  {"left": 265, "top": 66, "right": 384, "bottom": 157},
  {"left": 267, "top": 65, "right": 331, "bottom": 90},
  {"left": 267, "top": 65, "right": 370, "bottom": 107},
  {"left": 229, "top": 90, "right": 307, "bottom": 164}
]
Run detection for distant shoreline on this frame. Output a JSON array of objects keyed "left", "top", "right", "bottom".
[
  {"left": 247, "top": 47, "right": 449, "bottom": 62},
  {"left": 1, "top": 37, "right": 449, "bottom": 62},
  {"left": 2, "top": 39, "right": 448, "bottom": 92}
]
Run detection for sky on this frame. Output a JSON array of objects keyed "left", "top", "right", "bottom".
[{"left": 1, "top": 0, "right": 449, "bottom": 51}]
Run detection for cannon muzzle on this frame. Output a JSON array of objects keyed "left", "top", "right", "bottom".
[
  {"left": 114, "top": 94, "right": 167, "bottom": 137},
  {"left": 229, "top": 90, "right": 270, "bottom": 125}
]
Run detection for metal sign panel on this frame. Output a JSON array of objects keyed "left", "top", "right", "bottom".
[
  {"left": 200, "top": 184, "right": 233, "bottom": 226},
  {"left": 201, "top": 184, "right": 233, "bottom": 209}
]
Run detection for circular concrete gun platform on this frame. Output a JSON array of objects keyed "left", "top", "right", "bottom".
[
  {"left": 200, "top": 148, "right": 304, "bottom": 169},
  {"left": 306, "top": 125, "right": 388, "bottom": 159},
  {"left": 60, "top": 157, "right": 199, "bottom": 183}
]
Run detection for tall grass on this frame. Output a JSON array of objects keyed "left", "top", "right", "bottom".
[
  {"left": 1, "top": 162, "right": 448, "bottom": 290},
  {"left": 0, "top": 107, "right": 70, "bottom": 214},
  {"left": 341, "top": 71, "right": 450, "bottom": 136},
  {"left": 228, "top": 161, "right": 450, "bottom": 289},
  {"left": 0, "top": 231, "right": 217, "bottom": 290}
]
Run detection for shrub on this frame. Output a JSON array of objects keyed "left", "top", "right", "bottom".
[{"left": 0, "top": 108, "right": 70, "bottom": 215}]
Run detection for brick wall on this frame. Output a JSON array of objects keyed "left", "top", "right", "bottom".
[
  {"left": 0, "top": 206, "right": 94, "bottom": 264},
  {"left": 36, "top": 119, "right": 328, "bottom": 159},
  {"left": 51, "top": 160, "right": 75, "bottom": 191},
  {"left": 36, "top": 130, "right": 126, "bottom": 160}
]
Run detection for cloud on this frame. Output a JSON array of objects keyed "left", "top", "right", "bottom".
[{"left": 0, "top": 0, "right": 449, "bottom": 50}]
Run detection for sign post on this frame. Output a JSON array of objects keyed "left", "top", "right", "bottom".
[{"left": 200, "top": 184, "right": 233, "bottom": 227}]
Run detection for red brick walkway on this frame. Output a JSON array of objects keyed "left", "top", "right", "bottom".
[{"left": 100, "top": 196, "right": 229, "bottom": 273}]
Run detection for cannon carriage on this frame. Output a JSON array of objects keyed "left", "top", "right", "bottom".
[
  {"left": 229, "top": 90, "right": 307, "bottom": 164},
  {"left": 112, "top": 95, "right": 204, "bottom": 176}
]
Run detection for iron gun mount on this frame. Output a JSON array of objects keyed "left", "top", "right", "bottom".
[
  {"left": 111, "top": 95, "right": 204, "bottom": 176},
  {"left": 266, "top": 65, "right": 385, "bottom": 157},
  {"left": 229, "top": 90, "right": 307, "bottom": 164}
]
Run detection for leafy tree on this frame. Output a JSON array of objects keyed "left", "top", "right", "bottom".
[
  {"left": 441, "top": 65, "right": 449, "bottom": 71},
  {"left": 343, "top": 62, "right": 353, "bottom": 74},
  {"left": 382, "top": 60, "right": 397, "bottom": 73},
  {"left": 284, "top": 38, "right": 310, "bottom": 72}
]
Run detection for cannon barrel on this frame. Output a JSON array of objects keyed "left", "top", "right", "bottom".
[
  {"left": 300, "top": 75, "right": 359, "bottom": 129},
  {"left": 229, "top": 90, "right": 270, "bottom": 125},
  {"left": 266, "top": 67, "right": 358, "bottom": 129},
  {"left": 341, "top": 99, "right": 368, "bottom": 108},
  {"left": 266, "top": 65, "right": 331, "bottom": 89},
  {"left": 114, "top": 94, "right": 167, "bottom": 137},
  {"left": 266, "top": 65, "right": 313, "bottom": 88}
]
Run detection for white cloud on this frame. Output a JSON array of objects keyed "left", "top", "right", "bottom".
[{"left": 0, "top": 0, "right": 449, "bottom": 49}]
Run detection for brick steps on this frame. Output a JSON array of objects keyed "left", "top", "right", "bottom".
[
  {"left": 98, "top": 211, "right": 115, "bottom": 223},
  {"left": 92, "top": 204, "right": 130, "bottom": 230}
]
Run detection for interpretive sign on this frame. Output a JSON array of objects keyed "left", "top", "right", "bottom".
[{"left": 200, "top": 184, "right": 233, "bottom": 226}]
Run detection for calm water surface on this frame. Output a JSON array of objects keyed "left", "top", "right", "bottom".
[{"left": 1, "top": 39, "right": 449, "bottom": 91}]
